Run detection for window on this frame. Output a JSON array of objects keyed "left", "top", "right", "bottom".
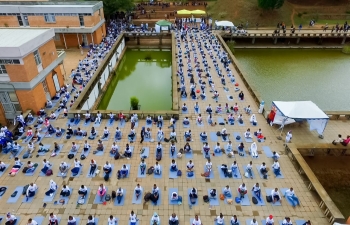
[
  {"left": 8, "top": 92, "right": 19, "bottom": 102},
  {"left": 0, "top": 65, "right": 6, "bottom": 74},
  {"left": 54, "top": 34, "right": 60, "bottom": 41},
  {"left": 79, "top": 14, "right": 84, "bottom": 27},
  {"left": 33, "top": 50, "right": 42, "bottom": 66},
  {"left": 0, "top": 59, "right": 20, "bottom": 64},
  {"left": 44, "top": 13, "right": 56, "bottom": 23}
]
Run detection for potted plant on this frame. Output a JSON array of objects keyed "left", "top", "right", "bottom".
[{"left": 130, "top": 96, "right": 139, "bottom": 110}]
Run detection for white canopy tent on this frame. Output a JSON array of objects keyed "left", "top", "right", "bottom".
[
  {"left": 272, "top": 101, "right": 329, "bottom": 135},
  {"left": 215, "top": 21, "right": 234, "bottom": 27}
]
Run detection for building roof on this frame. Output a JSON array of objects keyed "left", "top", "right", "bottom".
[{"left": 0, "top": 28, "right": 55, "bottom": 58}]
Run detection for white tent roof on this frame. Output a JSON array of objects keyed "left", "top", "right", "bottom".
[
  {"left": 215, "top": 21, "right": 234, "bottom": 27},
  {"left": 272, "top": 101, "right": 328, "bottom": 119}
]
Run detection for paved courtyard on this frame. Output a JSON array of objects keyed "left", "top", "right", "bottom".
[{"left": 0, "top": 30, "right": 344, "bottom": 225}]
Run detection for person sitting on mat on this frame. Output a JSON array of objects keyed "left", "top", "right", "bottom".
[
  {"left": 233, "top": 103, "right": 239, "bottom": 113},
  {"left": 78, "top": 185, "right": 88, "bottom": 198},
  {"left": 60, "top": 184, "right": 70, "bottom": 197},
  {"left": 169, "top": 142, "right": 176, "bottom": 157},
  {"left": 26, "top": 161, "right": 36, "bottom": 173},
  {"left": 206, "top": 104, "right": 213, "bottom": 114},
  {"left": 87, "top": 215, "right": 95, "bottom": 225},
  {"left": 189, "top": 187, "right": 198, "bottom": 200},
  {"left": 145, "top": 127, "right": 151, "bottom": 140},
  {"left": 103, "top": 161, "right": 112, "bottom": 175},
  {"left": 102, "top": 127, "right": 110, "bottom": 139},
  {"left": 194, "top": 102, "right": 200, "bottom": 113},
  {"left": 71, "top": 158, "right": 82, "bottom": 176},
  {"left": 0, "top": 161, "right": 6, "bottom": 172},
  {"left": 58, "top": 161, "right": 68, "bottom": 176},
  {"left": 284, "top": 187, "right": 300, "bottom": 207},
  {"left": 171, "top": 191, "right": 180, "bottom": 201},
  {"left": 272, "top": 151, "right": 280, "bottom": 161},
  {"left": 272, "top": 160, "right": 281, "bottom": 177},
  {"left": 146, "top": 115, "right": 153, "bottom": 125},
  {"left": 84, "top": 111, "right": 91, "bottom": 124},
  {"left": 244, "top": 128, "right": 252, "bottom": 139},
  {"left": 255, "top": 128, "right": 264, "bottom": 140},
  {"left": 187, "top": 160, "right": 194, "bottom": 172},
  {"left": 182, "top": 103, "right": 188, "bottom": 111},
  {"left": 128, "top": 128, "right": 136, "bottom": 142},
  {"left": 265, "top": 215, "right": 274, "bottom": 225},
  {"left": 199, "top": 131, "right": 207, "bottom": 141},
  {"left": 250, "top": 114, "right": 257, "bottom": 125},
  {"left": 252, "top": 183, "right": 261, "bottom": 201},
  {"left": 237, "top": 114, "right": 243, "bottom": 124},
  {"left": 231, "top": 161, "right": 239, "bottom": 177},
  {"left": 169, "top": 129, "right": 177, "bottom": 143},
  {"left": 115, "top": 127, "right": 122, "bottom": 140},
  {"left": 169, "top": 213, "right": 179, "bottom": 225},
  {"left": 197, "top": 114, "right": 203, "bottom": 124},
  {"left": 96, "top": 140, "right": 104, "bottom": 152},
  {"left": 203, "top": 142, "right": 210, "bottom": 156},
  {"left": 118, "top": 164, "right": 129, "bottom": 179},
  {"left": 183, "top": 117, "right": 190, "bottom": 125},
  {"left": 110, "top": 142, "right": 119, "bottom": 155},
  {"left": 170, "top": 159, "right": 177, "bottom": 171},
  {"left": 226, "top": 140, "right": 233, "bottom": 152},
  {"left": 282, "top": 217, "right": 292, "bottom": 225},
  {"left": 271, "top": 188, "right": 282, "bottom": 204},
  {"left": 259, "top": 162, "right": 268, "bottom": 178},
  {"left": 41, "top": 159, "right": 51, "bottom": 174},
  {"left": 209, "top": 189, "right": 217, "bottom": 198},
  {"left": 49, "top": 111, "right": 57, "bottom": 120},
  {"left": 215, "top": 213, "right": 224, "bottom": 225},
  {"left": 157, "top": 128, "right": 164, "bottom": 141},
  {"left": 245, "top": 105, "right": 252, "bottom": 115},
  {"left": 67, "top": 216, "right": 76, "bottom": 225},
  {"left": 48, "top": 213, "right": 58, "bottom": 225},
  {"left": 156, "top": 142, "right": 162, "bottom": 154},
  {"left": 71, "top": 142, "right": 78, "bottom": 152},
  {"left": 205, "top": 159, "right": 212, "bottom": 172},
  {"left": 150, "top": 184, "right": 160, "bottom": 205},
  {"left": 230, "top": 215, "right": 239, "bottom": 225},
  {"left": 223, "top": 185, "right": 231, "bottom": 197},
  {"left": 88, "top": 159, "right": 97, "bottom": 177},
  {"left": 184, "top": 130, "right": 192, "bottom": 140},
  {"left": 123, "top": 144, "right": 132, "bottom": 158},
  {"left": 97, "top": 184, "right": 106, "bottom": 202},
  {"left": 45, "top": 179, "right": 57, "bottom": 196},
  {"left": 134, "top": 184, "right": 142, "bottom": 200},
  {"left": 246, "top": 161, "right": 254, "bottom": 179},
  {"left": 250, "top": 142, "right": 258, "bottom": 158},
  {"left": 6, "top": 212, "right": 17, "bottom": 225},
  {"left": 108, "top": 215, "right": 117, "bottom": 225},
  {"left": 27, "top": 218, "right": 38, "bottom": 225},
  {"left": 114, "top": 187, "right": 123, "bottom": 204},
  {"left": 208, "top": 114, "right": 215, "bottom": 126},
  {"left": 214, "top": 142, "right": 221, "bottom": 153},
  {"left": 192, "top": 215, "right": 202, "bottom": 225},
  {"left": 221, "top": 128, "right": 228, "bottom": 141},
  {"left": 151, "top": 212, "right": 160, "bottom": 225},
  {"left": 154, "top": 162, "right": 161, "bottom": 175},
  {"left": 238, "top": 183, "right": 247, "bottom": 199},
  {"left": 228, "top": 114, "right": 235, "bottom": 125},
  {"left": 184, "top": 142, "right": 192, "bottom": 153},
  {"left": 26, "top": 183, "right": 38, "bottom": 199}
]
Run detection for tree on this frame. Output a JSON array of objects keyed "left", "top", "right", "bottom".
[
  {"left": 96, "top": 0, "right": 134, "bottom": 19},
  {"left": 258, "top": 0, "right": 284, "bottom": 10}
]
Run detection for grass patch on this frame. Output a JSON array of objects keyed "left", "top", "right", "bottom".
[{"left": 346, "top": 11, "right": 350, "bottom": 14}]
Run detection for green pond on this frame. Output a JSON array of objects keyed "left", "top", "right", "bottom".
[
  {"left": 98, "top": 49, "right": 172, "bottom": 111},
  {"left": 234, "top": 49, "right": 350, "bottom": 111}
]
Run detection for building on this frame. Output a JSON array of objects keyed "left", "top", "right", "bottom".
[
  {"left": 0, "top": 1, "right": 106, "bottom": 48},
  {"left": 0, "top": 28, "right": 65, "bottom": 125}
]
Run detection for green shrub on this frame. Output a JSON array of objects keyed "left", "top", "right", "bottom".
[
  {"left": 218, "top": 12, "right": 227, "bottom": 19},
  {"left": 130, "top": 96, "right": 139, "bottom": 110}
]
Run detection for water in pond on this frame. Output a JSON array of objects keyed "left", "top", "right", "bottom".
[
  {"left": 98, "top": 49, "right": 172, "bottom": 110},
  {"left": 234, "top": 49, "right": 350, "bottom": 111}
]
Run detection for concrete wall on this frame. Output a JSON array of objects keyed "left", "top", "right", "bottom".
[{"left": 0, "top": 15, "right": 18, "bottom": 27}]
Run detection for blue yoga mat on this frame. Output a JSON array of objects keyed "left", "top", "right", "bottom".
[
  {"left": 185, "top": 151, "right": 193, "bottom": 159},
  {"left": 295, "top": 220, "right": 306, "bottom": 225},
  {"left": 141, "top": 147, "right": 150, "bottom": 158},
  {"left": 238, "top": 121, "right": 245, "bottom": 126},
  {"left": 86, "top": 164, "right": 98, "bottom": 178},
  {"left": 68, "top": 145, "right": 80, "bottom": 155},
  {"left": 245, "top": 136, "right": 253, "bottom": 143},
  {"left": 217, "top": 117, "right": 225, "bottom": 124},
  {"left": 11, "top": 146, "right": 24, "bottom": 159},
  {"left": 262, "top": 146, "right": 274, "bottom": 157},
  {"left": 0, "top": 164, "right": 9, "bottom": 177},
  {"left": 169, "top": 169, "right": 178, "bottom": 179},
  {"left": 194, "top": 108, "right": 200, "bottom": 114},
  {"left": 182, "top": 109, "right": 189, "bottom": 114},
  {"left": 119, "top": 120, "right": 126, "bottom": 128},
  {"left": 255, "top": 165, "right": 266, "bottom": 179},
  {"left": 236, "top": 146, "right": 246, "bottom": 157},
  {"left": 25, "top": 166, "right": 38, "bottom": 176},
  {"left": 81, "top": 147, "right": 91, "bottom": 158},
  {"left": 7, "top": 186, "right": 23, "bottom": 203},
  {"left": 169, "top": 147, "right": 177, "bottom": 159},
  {"left": 106, "top": 119, "right": 115, "bottom": 127},
  {"left": 120, "top": 164, "right": 130, "bottom": 178},
  {"left": 150, "top": 218, "right": 161, "bottom": 225},
  {"left": 151, "top": 189, "right": 161, "bottom": 206},
  {"left": 103, "top": 164, "right": 114, "bottom": 177},
  {"left": 137, "top": 166, "right": 146, "bottom": 178},
  {"left": 113, "top": 189, "right": 126, "bottom": 206},
  {"left": 196, "top": 121, "right": 204, "bottom": 127},
  {"left": 75, "top": 134, "right": 85, "bottom": 140},
  {"left": 251, "top": 190, "right": 266, "bottom": 206},
  {"left": 57, "top": 164, "right": 70, "bottom": 177},
  {"left": 83, "top": 120, "right": 91, "bottom": 127},
  {"left": 27, "top": 117, "right": 37, "bottom": 125},
  {"left": 154, "top": 166, "right": 162, "bottom": 179},
  {"left": 237, "top": 190, "right": 250, "bottom": 206},
  {"left": 132, "top": 188, "right": 143, "bottom": 204},
  {"left": 248, "top": 148, "right": 259, "bottom": 159},
  {"left": 93, "top": 121, "right": 102, "bottom": 128},
  {"left": 281, "top": 188, "right": 299, "bottom": 206},
  {"left": 183, "top": 122, "right": 190, "bottom": 128},
  {"left": 93, "top": 187, "right": 109, "bottom": 204},
  {"left": 207, "top": 189, "right": 219, "bottom": 206},
  {"left": 217, "top": 166, "right": 229, "bottom": 179},
  {"left": 94, "top": 147, "right": 105, "bottom": 156},
  {"left": 199, "top": 135, "right": 207, "bottom": 143},
  {"left": 93, "top": 218, "right": 99, "bottom": 225},
  {"left": 145, "top": 121, "right": 153, "bottom": 128},
  {"left": 32, "top": 216, "right": 44, "bottom": 225},
  {"left": 226, "top": 95, "right": 234, "bottom": 101},
  {"left": 186, "top": 171, "right": 195, "bottom": 179},
  {"left": 233, "top": 132, "right": 242, "bottom": 143},
  {"left": 243, "top": 165, "right": 255, "bottom": 178},
  {"left": 204, "top": 165, "right": 214, "bottom": 179},
  {"left": 43, "top": 187, "right": 58, "bottom": 202},
  {"left": 22, "top": 189, "right": 38, "bottom": 203},
  {"left": 213, "top": 146, "right": 223, "bottom": 156},
  {"left": 261, "top": 220, "right": 266, "bottom": 225},
  {"left": 265, "top": 188, "right": 281, "bottom": 206},
  {"left": 58, "top": 188, "right": 74, "bottom": 205},
  {"left": 210, "top": 132, "right": 218, "bottom": 142},
  {"left": 231, "top": 166, "right": 242, "bottom": 179},
  {"left": 272, "top": 167, "right": 285, "bottom": 178},
  {"left": 168, "top": 188, "right": 179, "bottom": 205},
  {"left": 221, "top": 187, "right": 233, "bottom": 204},
  {"left": 187, "top": 189, "right": 198, "bottom": 206},
  {"left": 115, "top": 133, "right": 122, "bottom": 142},
  {"left": 101, "top": 134, "right": 110, "bottom": 141},
  {"left": 37, "top": 144, "right": 51, "bottom": 156},
  {"left": 70, "top": 166, "right": 83, "bottom": 178},
  {"left": 54, "top": 130, "right": 66, "bottom": 140}
]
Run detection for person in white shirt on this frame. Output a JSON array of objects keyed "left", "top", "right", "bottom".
[
  {"left": 103, "top": 161, "right": 112, "bottom": 176},
  {"left": 199, "top": 131, "right": 207, "bottom": 142},
  {"left": 187, "top": 160, "right": 194, "bottom": 171},
  {"left": 260, "top": 162, "right": 268, "bottom": 178},
  {"left": 134, "top": 184, "right": 142, "bottom": 200},
  {"left": 26, "top": 183, "right": 38, "bottom": 199},
  {"left": 205, "top": 159, "right": 212, "bottom": 172},
  {"left": 27, "top": 142, "right": 35, "bottom": 154},
  {"left": 95, "top": 111, "right": 102, "bottom": 124},
  {"left": 272, "top": 160, "right": 281, "bottom": 177},
  {"left": 192, "top": 215, "right": 202, "bottom": 225},
  {"left": 272, "top": 151, "right": 280, "bottom": 161},
  {"left": 27, "top": 218, "right": 38, "bottom": 225},
  {"left": 0, "top": 161, "right": 6, "bottom": 172},
  {"left": 197, "top": 114, "right": 203, "bottom": 124},
  {"left": 83, "top": 140, "right": 90, "bottom": 152},
  {"left": 59, "top": 162, "right": 68, "bottom": 175},
  {"left": 102, "top": 127, "right": 110, "bottom": 139},
  {"left": 244, "top": 128, "right": 252, "bottom": 139},
  {"left": 78, "top": 185, "right": 88, "bottom": 198},
  {"left": 157, "top": 128, "right": 164, "bottom": 140},
  {"left": 154, "top": 162, "right": 161, "bottom": 175},
  {"left": 285, "top": 131, "right": 292, "bottom": 143},
  {"left": 226, "top": 141, "right": 233, "bottom": 152},
  {"left": 87, "top": 159, "right": 97, "bottom": 177},
  {"left": 146, "top": 115, "right": 153, "bottom": 125},
  {"left": 107, "top": 216, "right": 117, "bottom": 225},
  {"left": 110, "top": 142, "right": 119, "bottom": 155},
  {"left": 6, "top": 213, "right": 17, "bottom": 225},
  {"left": 271, "top": 188, "right": 281, "bottom": 204},
  {"left": 115, "top": 127, "right": 122, "bottom": 140},
  {"left": 252, "top": 183, "right": 261, "bottom": 201},
  {"left": 97, "top": 184, "right": 106, "bottom": 202},
  {"left": 48, "top": 213, "right": 58, "bottom": 225},
  {"left": 282, "top": 217, "right": 292, "bottom": 225},
  {"left": 230, "top": 215, "right": 239, "bottom": 225},
  {"left": 170, "top": 159, "right": 177, "bottom": 171},
  {"left": 216, "top": 213, "right": 224, "bottom": 225},
  {"left": 118, "top": 164, "right": 129, "bottom": 179},
  {"left": 45, "top": 180, "right": 57, "bottom": 196},
  {"left": 116, "top": 187, "right": 124, "bottom": 204},
  {"left": 250, "top": 142, "right": 258, "bottom": 158},
  {"left": 129, "top": 211, "right": 138, "bottom": 225},
  {"left": 223, "top": 185, "right": 231, "bottom": 197},
  {"left": 184, "top": 130, "right": 192, "bottom": 140},
  {"left": 169, "top": 213, "right": 179, "bottom": 225},
  {"left": 250, "top": 218, "right": 258, "bottom": 225},
  {"left": 68, "top": 216, "right": 76, "bottom": 225},
  {"left": 84, "top": 111, "right": 91, "bottom": 124},
  {"left": 60, "top": 184, "right": 70, "bottom": 197},
  {"left": 151, "top": 184, "right": 160, "bottom": 205},
  {"left": 171, "top": 191, "right": 179, "bottom": 201},
  {"left": 231, "top": 161, "right": 239, "bottom": 177},
  {"left": 183, "top": 116, "right": 190, "bottom": 125},
  {"left": 157, "top": 115, "right": 163, "bottom": 127},
  {"left": 238, "top": 183, "right": 247, "bottom": 199},
  {"left": 203, "top": 142, "right": 210, "bottom": 156},
  {"left": 209, "top": 189, "right": 217, "bottom": 198},
  {"left": 266, "top": 215, "right": 274, "bottom": 225},
  {"left": 71, "top": 158, "right": 82, "bottom": 176},
  {"left": 246, "top": 161, "right": 253, "bottom": 179},
  {"left": 214, "top": 142, "right": 222, "bottom": 153},
  {"left": 87, "top": 215, "right": 95, "bottom": 225},
  {"left": 284, "top": 187, "right": 300, "bottom": 207},
  {"left": 151, "top": 212, "right": 160, "bottom": 225}
]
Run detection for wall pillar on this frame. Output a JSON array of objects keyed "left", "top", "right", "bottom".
[
  {"left": 137, "top": 37, "right": 140, "bottom": 45},
  {"left": 63, "top": 33, "right": 67, "bottom": 49},
  {"left": 274, "top": 38, "right": 277, "bottom": 44},
  {"left": 342, "top": 36, "right": 347, "bottom": 45},
  {"left": 296, "top": 37, "right": 300, "bottom": 44},
  {"left": 252, "top": 37, "right": 255, "bottom": 44}
]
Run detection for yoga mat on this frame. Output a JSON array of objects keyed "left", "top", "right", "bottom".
[
  {"left": 22, "top": 189, "right": 38, "bottom": 203},
  {"left": 27, "top": 117, "right": 37, "bottom": 125},
  {"left": 150, "top": 218, "right": 161, "bottom": 225},
  {"left": 137, "top": 166, "right": 146, "bottom": 178},
  {"left": 265, "top": 188, "right": 281, "bottom": 206},
  {"left": 221, "top": 187, "right": 233, "bottom": 204},
  {"left": 106, "top": 119, "right": 115, "bottom": 127},
  {"left": 226, "top": 95, "right": 234, "bottom": 101},
  {"left": 118, "top": 120, "right": 125, "bottom": 128},
  {"left": 70, "top": 166, "right": 83, "bottom": 178},
  {"left": 80, "top": 147, "right": 91, "bottom": 158},
  {"left": 145, "top": 121, "right": 153, "bottom": 128},
  {"left": 23, "top": 135, "right": 33, "bottom": 143},
  {"left": 183, "top": 122, "right": 190, "bottom": 128},
  {"left": 207, "top": 189, "right": 219, "bottom": 206},
  {"left": 251, "top": 190, "right": 266, "bottom": 206},
  {"left": 94, "top": 218, "right": 99, "bottom": 225},
  {"left": 93, "top": 121, "right": 102, "bottom": 128},
  {"left": 231, "top": 166, "right": 242, "bottom": 179},
  {"left": 93, "top": 187, "right": 108, "bottom": 204},
  {"left": 54, "top": 130, "right": 66, "bottom": 140},
  {"left": 187, "top": 189, "right": 198, "bottom": 206},
  {"left": 169, "top": 146, "right": 177, "bottom": 159},
  {"left": 94, "top": 147, "right": 105, "bottom": 156},
  {"left": 262, "top": 146, "right": 274, "bottom": 157},
  {"left": 103, "top": 164, "right": 114, "bottom": 177},
  {"left": 248, "top": 148, "right": 259, "bottom": 159},
  {"left": 210, "top": 132, "right": 218, "bottom": 142},
  {"left": 57, "top": 164, "right": 70, "bottom": 177},
  {"left": 86, "top": 164, "right": 99, "bottom": 178},
  {"left": 261, "top": 220, "right": 266, "bottom": 225},
  {"left": 169, "top": 169, "right": 178, "bottom": 179},
  {"left": 197, "top": 121, "right": 204, "bottom": 127},
  {"left": 119, "top": 164, "right": 130, "bottom": 178},
  {"left": 255, "top": 165, "right": 267, "bottom": 179},
  {"left": 113, "top": 189, "right": 126, "bottom": 206},
  {"left": 131, "top": 188, "right": 143, "bottom": 204},
  {"left": 272, "top": 167, "right": 285, "bottom": 179},
  {"left": 58, "top": 188, "right": 74, "bottom": 205},
  {"left": 238, "top": 121, "right": 245, "bottom": 126},
  {"left": 68, "top": 145, "right": 80, "bottom": 155},
  {"left": 75, "top": 134, "right": 85, "bottom": 140},
  {"left": 43, "top": 187, "right": 58, "bottom": 202},
  {"left": 7, "top": 186, "right": 23, "bottom": 203},
  {"left": 115, "top": 132, "right": 122, "bottom": 142},
  {"left": 39, "top": 164, "right": 53, "bottom": 177},
  {"left": 243, "top": 165, "right": 255, "bottom": 178},
  {"left": 24, "top": 166, "right": 38, "bottom": 176},
  {"left": 185, "top": 150, "right": 193, "bottom": 159},
  {"left": 168, "top": 188, "right": 179, "bottom": 205},
  {"left": 140, "top": 147, "right": 150, "bottom": 158},
  {"left": 194, "top": 107, "right": 200, "bottom": 114},
  {"left": 203, "top": 165, "right": 214, "bottom": 179},
  {"left": 151, "top": 190, "right": 162, "bottom": 206},
  {"left": 217, "top": 166, "right": 229, "bottom": 179},
  {"left": 213, "top": 146, "right": 223, "bottom": 156},
  {"left": 182, "top": 109, "right": 189, "bottom": 114},
  {"left": 281, "top": 188, "right": 298, "bottom": 206},
  {"left": 129, "top": 134, "right": 137, "bottom": 142},
  {"left": 217, "top": 117, "right": 225, "bottom": 124},
  {"left": 101, "top": 134, "right": 110, "bottom": 141},
  {"left": 295, "top": 220, "right": 306, "bottom": 225},
  {"left": 0, "top": 164, "right": 9, "bottom": 177},
  {"left": 11, "top": 146, "right": 24, "bottom": 159},
  {"left": 233, "top": 132, "right": 242, "bottom": 143},
  {"left": 154, "top": 166, "right": 162, "bottom": 179},
  {"left": 237, "top": 190, "right": 250, "bottom": 206},
  {"left": 37, "top": 144, "right": 51, "bottom": 156},
  {"left": 83, "top": 120, "right": 91, "bottom": 127},
  {"left": 236, "top": 146, "right": 246, "bottom": 157},
  {"left": 244, "top": 137, "right": 253, "bottom": 143},
  {"left": 32, "top": 216, "right": 44, "bottom": 225}
]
